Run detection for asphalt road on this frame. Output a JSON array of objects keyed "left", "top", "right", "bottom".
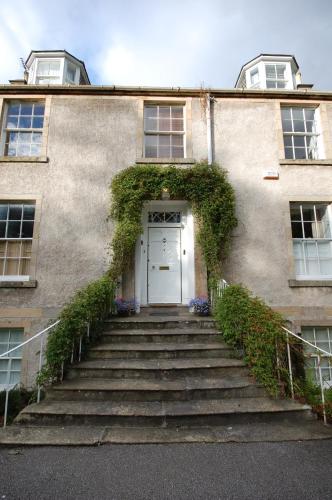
[{"left": 0, "top": 441, "right": 332, "bottom": 499}]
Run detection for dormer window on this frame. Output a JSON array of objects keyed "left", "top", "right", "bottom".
[
  {"left": 235, "top": 54, "right": 300, "bottom": 91},
  {"left": 250, "top": 68, "right": 259, "bottom": 87},
  {"left": 25, "top": 50, "right": 90, "bottom": 86},
  {"left": 265, "top": 64, "right": 286, "bottom": 89},
  {"left": 36, "top": 60, "right": 61, "bottom": 84}
]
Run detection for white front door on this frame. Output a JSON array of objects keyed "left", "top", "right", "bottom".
[{"left": 148, "top": 227, "right": 181, "bottom": 304}]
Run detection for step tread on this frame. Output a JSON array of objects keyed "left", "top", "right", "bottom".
[
  {"left": 102, "top": 329, "right": 218, "bottom": 336},
  {"left": 105, "top": 317, "right": 215, "bottom": 324},
  {"left": 73, "top": 358, "right": 245, "bottom": 370},
  {"left": 19, "top": 398, "right": 310, "bottom": 417},
  {"left": 3, "top": 421, "right": 332, "bottom": 445},
  {"left": 91, "top": 342, "right": 228, "bottom": 352},
  {"left": 51, "top": 377, "right": 259, "bottom": 392}
]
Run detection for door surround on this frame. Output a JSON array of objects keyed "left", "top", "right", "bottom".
[{"left": 135, "top": 201, "right": 195, "bottom": 308}]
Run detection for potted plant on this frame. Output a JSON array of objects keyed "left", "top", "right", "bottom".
[
  {"left": 189, "top": 297, "right": 210, "bottom": 316},
  {"left": 114, "top": 298, "right": 137, "bottom": 316}
]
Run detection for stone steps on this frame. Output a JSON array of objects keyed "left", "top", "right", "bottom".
[
  {"left": 46, "top": 376, "right": 266, "bottom": 401},
  {"left": 88, "top": 342, "right": 235, "bottom": 359},
  {"left": 101, "top": 329, "right": 219, "bottom": 344},
  {"left": 104, "top": 318, "right": 216, "bottom": 330},
  {"left": 66, "top": 357, "right": 248, "bottom": 380},
  {"left": 12, "top": 312, "right": 324, "bottom": 443},
  {"left": 16, "top": 397, "right": 313, "bottom": 427}
]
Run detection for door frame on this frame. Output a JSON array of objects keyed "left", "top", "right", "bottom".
[{"left": 135, "top": 200, "right": 195, "bottom": 308}]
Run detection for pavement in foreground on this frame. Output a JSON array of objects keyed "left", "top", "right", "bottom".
[{"left": 1, "top": 441, "right": 332, "bottom": 500}]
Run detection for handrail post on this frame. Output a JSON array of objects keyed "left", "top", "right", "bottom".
[
  {"left": 37, "top": 332, "right": 44, "bottom": 404},
  {"left": 286, "top": 331, "right": 295, "bottom": 399},
  {"left": 3, "top": 358, "right": 12, "bottom": 428},
  {"left": 317, "top": 354, "right": 327, "bottom": 425}
]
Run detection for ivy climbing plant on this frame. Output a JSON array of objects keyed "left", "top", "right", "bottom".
[{"left": 108, "top": 162, "right": 237, "bottom": 280}]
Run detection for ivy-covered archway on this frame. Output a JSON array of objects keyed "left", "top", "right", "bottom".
[{"left": 108, "top": 162, "right": 237, "bottom": 283}]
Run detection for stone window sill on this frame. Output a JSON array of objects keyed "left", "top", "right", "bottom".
[
  {"left": 279, "top": 159, "right": 332, "bottom": 166},
  {"left": 288, "top": 279, "right": 332, "bottom": 287},
  {"left": 0, "top": 280, "right": 37, "bottom": 288},
  {"left": 0, "top": 156, "right": 48, "bottom": 163},
  {"left": 136, "top": 157, "right": 196, "bottom": 164}
]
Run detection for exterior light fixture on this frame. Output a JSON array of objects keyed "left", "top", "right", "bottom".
[{"left": 162, "top": 187, "right": 170, "bottom": 200}]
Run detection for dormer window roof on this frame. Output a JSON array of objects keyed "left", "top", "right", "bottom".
[
  {"left": 235, "top": 54, "right": 301, "bottom": 90},
  {"left": 25, "top": 50, "right": 90, "bottom": 86}
]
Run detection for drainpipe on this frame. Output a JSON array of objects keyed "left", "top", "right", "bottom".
[{"left": 206, "top": 93, "right": 213, "bottom": 165}]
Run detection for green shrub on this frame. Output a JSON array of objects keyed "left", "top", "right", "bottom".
[
  {"left": 214, "top": 284, "right": 288, "bottom": 396},
  {"left": 38, "top": 276, "right": 116, "bottom": 385}
]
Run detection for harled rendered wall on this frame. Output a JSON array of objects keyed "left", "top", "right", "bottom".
[{"left": 0, "top": 90, "right": 331, "bottom": 386}]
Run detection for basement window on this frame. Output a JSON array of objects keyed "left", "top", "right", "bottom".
[{"left": 301, "top": 326, "right": 332, "bottom": 387}]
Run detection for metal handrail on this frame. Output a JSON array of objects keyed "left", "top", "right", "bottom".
[
  {"left": 1, "top": 319, "right": 60, "bottom": 428},
  {"left": 282, "top": 325, "right": 332, "bottom": 425},
  {"left": 0, "top": 320, "right": 60, "bottom": 359}
]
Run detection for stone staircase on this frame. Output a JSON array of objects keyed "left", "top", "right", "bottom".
[{"left": 11, "top": 307, "right": 323, "bottom": 444}]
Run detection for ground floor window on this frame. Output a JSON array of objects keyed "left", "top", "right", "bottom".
[
  {"left": 290, "top": 202, "right": 332, "bottom": 279},
  {"left": 0, "top": 202, "right": 35, "bottom": 279},
  {"left": 0, "top": 328, "right": 23, "bottom": 387},
  {"left": 301, "top": 326, "right": 332, "bottom": 386}
]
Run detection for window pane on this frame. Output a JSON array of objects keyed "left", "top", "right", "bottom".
[
  {"left": 171, "top": 119, "right": 183, "bottom": 132},
  {"left": 292, "top": 108, "right": 304, "bottom": 120},
  {"left": 282, "top": 120, "right": 292, "bottom": 132},
  {"left": 0, "top": 222, "right": 6, "bottom": 237},
  {"left": 283, "top": 136, "right": 292, "bottom": 148},
  {"left": 266, "top": 80, "right": 276, "bottom": 89},
  {"left": 281, "top": 108, "right": 291, "bottom": 120},
  {"left": 291, "top": 221, "right": 303, "bottom": 238},
  {"left": 5, "top": 259, "right": 19, "bottom": 275},
  {"left": 285, "top": 147, "right": 294, "bottom": 159},
  {"left": 276, "top": 65, "right": 285, "bottom": 78},
  {"left": 305, "top": 109, "right": 315, "bottom": 120},
  {"left": 294, "top": 148, "right": 307, "bottom": 159},
  {"left": 20, "top": 104, "right": 33, "bottom": 116},
  {"left": 159, "top": 135, "right": 170, "bottom": 147},
  {"left": 293, "top": 136, "right": 305, "bottom": 147},
  {"left": 32, "top": 117, "right": 44, "bottom": 128},
  {"left": 293, "top": 120, "right": 305, "bottom": 132},
  {"left": 145, "top": 106, "right": 157, "bottom": 118},
  {"left": 8, "top": 104, "right": 19, "bottom": 115},
  {"left": 21, "top": 221, "right": 34, "bottom": 238},
  {"left": 171, "top": 146, "right": 184, "bottom": 158},
  {"left": 159, "top": 106, "right": 170, "bottom": 118},
  {"left": 7, "top": 241, "right": 21, "bottom": 257},
  {"left": 277, "top": 81, "right": 286, "bottom": 88},
  {"left": 7, "top": 221, "right": 21, "bottom": 238},
  {"left": 303, "top": 221, "right": 314, "bottom": 238},
  {"left": 23, "top": 205, "right": 35, "bottom": 221},
  {"left": 302, "top": 205, "right": 315, "bottom": 221},
  {"left": 265, "top": 65, "right": 276, "bottom": 78},
  {"left": 18, "top": 116, "right": 32, "bottom": 128},
  {"left": 290, "top": 204, "right": 301, "bottom": 221},
  {"left": 159, "top": 146, "right": 171, "bottom": 158},
  {"left": 30, "top": 144, "right": 41, "bottom": 156},
  {"left": 6, "top": 116, "right": 18, "bottom": 128},
  {"left": 144, "top": 117, "right": 158, "bottom": 131},
  {"left": 171, "top": 107, "right": 183, "bottom": 119},
  {"left": 0, "top": 205, "right": 8, "bottom": 220},
  {"left": 17, "top": 144, "right": 31, "bottom": 156},
  {"left": 159, "top": 119, "right": 171, "bottom": 131},
  {"left": 8, "top": 205, "right": 22, "bottom": 220},
  {"left": 34, "top": 104, "right": 45, "bottom": 116},
  {"left": 145, "top": 135, "right": 157, "bottom": 157}
]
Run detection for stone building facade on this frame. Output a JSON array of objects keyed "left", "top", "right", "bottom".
[{"left": 0, "top": 51, "right": 331, "bottom": 387}]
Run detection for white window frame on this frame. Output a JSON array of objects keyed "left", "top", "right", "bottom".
[
  {"left": 249, "top": 67, "right": 260, "bottom": 88},
  {"left": 34, "top": 58, "right": 64, "bottom": 85},
  {"left": 0, "top": 328, "right": 23, "bottom": 389},
  {"left": 265, "top": 63, "right": 287, "bottom": 89},
  {"left": 282, "top": 106, "right": 322, "bottom": 160},
  {"left": 290, "top": 202, "right": 332, "bottom": 280},
  {"left": 143, "top": 104, "right": 186, "bottom": 159},
  {"left": 301, "top": 326, "right": 332, "bottom": 388},
  {"left": 0, "top": 202, "right": 36, "bottom": 281},
  {"left": 1, "top": 101, "right": 45, "bottom": 157}
]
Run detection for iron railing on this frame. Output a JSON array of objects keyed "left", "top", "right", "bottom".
[
  {"left": 212, "top": 278, "right": 332, "bottom": 425},
  {"left": 0, "top": 319, "right": 92, "bottom": 427}
]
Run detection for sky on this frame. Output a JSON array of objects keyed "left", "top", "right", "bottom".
[{"left": 0, "top": 0, "right": 332, "bottom": 90}]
